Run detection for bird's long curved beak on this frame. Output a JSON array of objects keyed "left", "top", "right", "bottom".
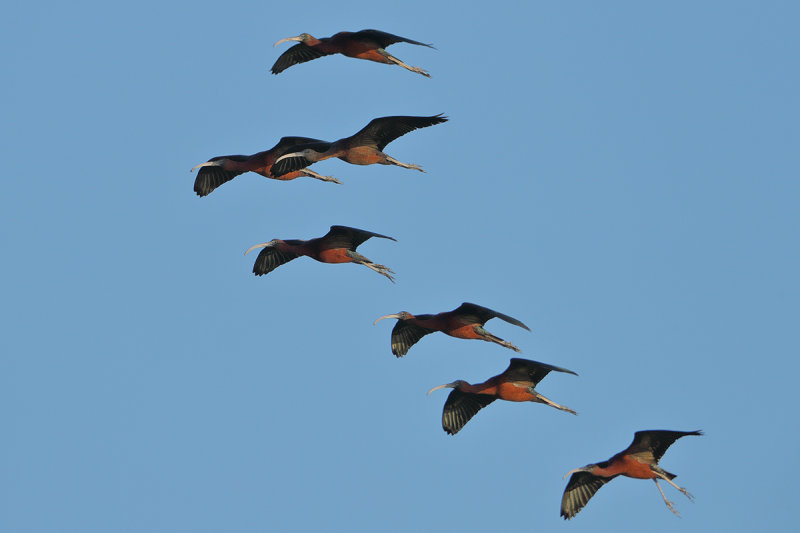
[
  {"left": 426, "top": 383, "right": 455, "bottom": 396},
  {"left": 274, "top": 152, "right": 301, "bottom": 164},
  {"left": 562, "top": 468, "right": 583, "bottom": 480},
  {"left": 274, "top": 36, "right": 303, "bottom": 47},
  {"left": 244, "top": 242, "right": 270, "bottom": 256},
  {"left": 190, "top": 161, "right": 218, "bottom": 172},
  {"left": 373, "top": 313, "right": 402, "bottom": 325}
]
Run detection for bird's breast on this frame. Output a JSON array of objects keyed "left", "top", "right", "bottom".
[
  {"left": 315, "top": 248, "right": 353, "bottom": 264},
  {"left": 495, "top": 382, "right": 535, "bottom": 402},
  {"left": 345, "top": 46, "right": 390, "bottom": 63},
  {"left": 266, "top": 170, "right": 302, "bottom": 181},
  {"left": 443, "top": 323, "right": 481, "bottom": 340},
  {"left": 598, "top": 455, "right": 656, "bottom": 479},
  {"left": 339, "top": 146, "right": 384, "bottom": 165}
]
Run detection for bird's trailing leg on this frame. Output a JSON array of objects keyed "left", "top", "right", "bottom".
[
  {"left": 657, "top": 472, "right": 694, "bottom": 502},
  {"left": 475, "top": 327, "right": 521, "bottom": 352},
  {"left": 384, "top": 155, "right": 425, "bottom": 172},
  {"left": 300, "top": 169, "right": 341, "bottom": 184},
  {"left": 528, "top": 388, "right": 577, "bottom": 415},
  {"left": 654, "top": 480, "right": 681, "bottom": 517},
  {"left": 385, "top": 53, "right": 431, "bottom": 78},
  {"left": 346, "top": 251, "right": 395, "bottom": 283}
]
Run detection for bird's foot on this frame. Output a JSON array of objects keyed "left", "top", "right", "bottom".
[
  {"left": 664, "top": 499, "right": 681, "bottom": 517},
  {"left": 500, "top": 340, "right": 521, "bottom": 352},
  {"left": 302, "top": 169, "right": 342, "bottom": 184},
  {"left": 655, "top": 479, "right": 683, "bottom": 516},
  {"left": 374, "top": 263, "right": 396, "bottom": 283},
  {"left": 480, "top": 330, "right": 521, "bottom": 352},
  {"left": 533, "top": 391, "right": 577, "bottom": 415},
  {"left": 548, "top": 402, "right": 578, "bottom": 416},
  {"left": 376, "top": 269, "right": 396, "bottom": 283},
  {"left": 362, "top": 262, "right": 396, "bottom": 283},
  {"left": 411, "top": 66, "right": 431, "bottom": 78},
  {"left": 662, "top": 477, "right": 695, "bottom": 502},
  {"left": 387, "top": 55, "right": 431, "bottom": 78},
  {"left": 372, "top": 263, "right": 394, "bottom": 273},
  {"left": 320, "top": 175, "right": 342, "bottom": 184},
  {"left": 385, "top": 155, "right": 425, "bottom": 172}
]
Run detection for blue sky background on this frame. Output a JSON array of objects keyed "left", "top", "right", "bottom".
[{"left": 3, "top": 1, "right": 798, "bottom": 531}]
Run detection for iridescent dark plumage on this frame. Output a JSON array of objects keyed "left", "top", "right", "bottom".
[
  {"left": 561, "top": 430, "right": 703, "bottom": 519},
  {"left": 271, "top": 114, "right": 447, "bottom": 177},
  {"left": 374, "top": 302, "right": 530, "bottom": 357},
  {"left": 191, "top": 136, "right": 337, "bottom": 197},
  {"left": 440, "top": 390, "right": 496, "bottom": 436},
  {"left": 245, "top": 225, "right": 396, "bottom": 282},
  {"left": 271, "top": 29, "right": 434, "bottom": 76},
  {"left": 429, "top": 358, "right": 578, "bottom": 435},
  {"left": 193, "top": 155, "right": 249, "bottom": 196}
]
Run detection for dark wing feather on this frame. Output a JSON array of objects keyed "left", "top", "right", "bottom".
[
  {"left": 271, "top": 43, "right": 331, "bottom": 74},
  {"left": 323, "top": 225, "right": 396, "bottom": 250},
  {"left": 625, "top": 430, "right": 703, "bottom": 463},
  {"left": 349, "top": 114, "right": 447, "bottom": 151},
  {"left": 441, "top": 389, "right": 496, "bottom": 435},
  {"left": 452, "top": 302, "right": 530, "bottom": 330},
  {"left": 560, "top": 472, "right": 617, "bottom": 520},
  {"left": 252, "top": 247, "right": 300, "bottom": 276},
  {"left": 271, "top": 141, "right": 332, "bottom": 177},
  {"left": 351, "top": 29, "right": 434, "bottom": 49},
  {"left": 502, "top": 358, "right": 578, "bottom": 385},
  {"left": 271, "top": 155, "right": 312, "bottom": 176},
  {"left": 193, "top": 156, "right": 250, "bottom": 197},
  {"left": 390, "top": 321, "right": 434, "bottom": 357},
  {"left": 194, "top": 166, "right": 244, "bottom": 197}
]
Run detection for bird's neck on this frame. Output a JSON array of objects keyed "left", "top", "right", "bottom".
[{"left": 282, "top": 239, "right": 312, "bottom": 255}]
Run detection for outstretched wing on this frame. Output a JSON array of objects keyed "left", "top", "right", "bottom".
[
  {"left": 322, "top": 225, "right": 396, "bottom": 250},
  {"left": 501, "top": 358, "right": 578, "bottom": 386},
  {"left": 390, "top": 320, "right": 434, "bottom": 357},
  {"left": 625, "top": 430, "right": 703, "bottom": 463},
  {"left": 193, "top": 156, "right": 248, "bottom": 197},
  {"left": 351, "top": 29, "right": 434, "bottom": 49},
  {"left": 452, "top": 302, "right": 530, "bottom": 330},
  {"left": 251, "top": 247, "right": 301, "bottom": 276},
  {"left": 271, "top": 141, "right": 332, "bottom": 176},
  {"left": 560, "top": 472, "right": 617, "bottom": 520},
  {"left": 441, "top": 389, "right": 496, "bottom": 435},
  {"left": 349, "top": 114, "right": 447, "bottom": 151},
  {"left": 271, "top": 43, "right": 332, "bottom": 74}
]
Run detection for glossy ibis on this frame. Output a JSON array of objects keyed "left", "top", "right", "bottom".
[
  {"left": 245, "top": 225, "right": 396, "bottom": 282},
  {"left": 271, "top": 114, "right": 447, "bottom": 177},
  {"left": 561, "top": 430, "right": 703, "bottom": 519},
  {"left": 191, "top": 136, "right": 340, "bottom": 197},
  {"left": 272, "top": 29, "right": 433, "bottom": 77},
  {"left": 373, "top": 302, "right": 530, "bottom": 356},
  {"left": 427, "top": 358, "right": 578, "bottom": 435}
]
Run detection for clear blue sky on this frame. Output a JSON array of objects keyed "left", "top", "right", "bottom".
[{"left": 3, "top": 1, "right": 798, "bottom": 531}]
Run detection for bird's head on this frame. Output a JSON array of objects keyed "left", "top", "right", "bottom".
[
  {"left": 244, "top": 239, "right": 282, "bottom": 256},
  {"left": 274, "top": 33, "right": 313, "bottom": 47},
  {"left": 373, "top": 311, "right": 413, "bottom": 325},
  {"left": 426, "top": 380, "right": 469, "bottom": 396}
]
